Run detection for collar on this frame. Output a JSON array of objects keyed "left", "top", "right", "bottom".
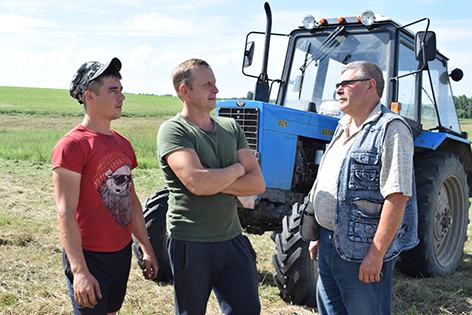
[{"left": 339, "top": 101, "right": 383, "bottom": 131}]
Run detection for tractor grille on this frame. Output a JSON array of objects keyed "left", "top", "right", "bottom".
[{"left": 218, "top": 107, "right": 259, "bottom": 152}]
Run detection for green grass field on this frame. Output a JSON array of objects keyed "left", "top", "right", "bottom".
[
  {"left": 0, "top": 86, "right": 182, "bottom": 117},
  {"left": 1, "top": 86, "right": 472, "bottom": 314}
]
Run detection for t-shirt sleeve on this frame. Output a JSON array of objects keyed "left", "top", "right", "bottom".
[
  {"left": 157, "top": 119, "right": 194, "bottom": 160},
  {"left": 130, "top": 149, "right": 138, "bottom": 170},
  {"left": 380, "top": 119, "right": 414, "bottom": 198},
  {"left": 51, "top": 136, "right": 86, "bottom": 174}
]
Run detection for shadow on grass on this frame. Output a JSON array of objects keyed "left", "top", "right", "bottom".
[
  {"left": 258, "top": 269, "right": 276, "bottom": 286},
  {"left": 392, "top": 254, "right": 472, "bottom": 314}
]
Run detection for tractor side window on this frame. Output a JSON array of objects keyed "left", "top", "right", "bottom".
[
  {"left": 420, "top": 71, "right": 438, "bottom": 130},
  {"left": 423, "top": 59, "right": 461, "bottom": 134},
  {"left": 397, "top": 42, "right": 419, "bottom": 121}
]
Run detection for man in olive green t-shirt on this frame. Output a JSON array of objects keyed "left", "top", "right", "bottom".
[{"left": 157, "top": 59, "right": 265, "bottom": 315}]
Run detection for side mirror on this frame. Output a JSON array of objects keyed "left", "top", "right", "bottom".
[
  {"left": 415, "top": 31, "right": 436, "bottom": 62},
  {"left": 450, "top": 68, "right": 463, "bottom": 82},
  {"left": 244, "top": 41, "right": 255, "bottom": 68}
]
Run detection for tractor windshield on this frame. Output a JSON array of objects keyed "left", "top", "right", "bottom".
[{"left": 283, "top": 31, "right": 389, "bottom": 115}]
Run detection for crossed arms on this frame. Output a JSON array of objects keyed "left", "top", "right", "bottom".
[{"left": 164, "top": 147, "right": 265, "bottom": 197}]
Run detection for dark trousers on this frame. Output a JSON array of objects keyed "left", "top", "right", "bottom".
[
  {"left": 167, "top": 234, "right": 261, "bottom": 315},
  {"left": 63, "top": 242, "right": 132, "bottom": 314}
]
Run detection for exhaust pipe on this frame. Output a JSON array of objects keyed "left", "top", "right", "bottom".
[{"left": 253, "top": 2, "right": 272, "bottom": 102}]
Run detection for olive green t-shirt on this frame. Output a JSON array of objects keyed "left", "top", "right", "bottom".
[{"left": 157, "top": 114, "right": 248, "bottom": 242}]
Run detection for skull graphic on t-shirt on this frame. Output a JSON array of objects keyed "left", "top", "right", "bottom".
[{"left": 94, "top": 153, "right": 133, "bottom": 227}]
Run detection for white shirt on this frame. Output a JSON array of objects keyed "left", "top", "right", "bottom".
[{"left": 310, "top": 102, "right": 414, "bottom": 231}]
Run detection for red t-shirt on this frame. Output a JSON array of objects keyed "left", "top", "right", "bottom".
[{"left": 52, "top": 125, "right": 138, "bottom": 252}]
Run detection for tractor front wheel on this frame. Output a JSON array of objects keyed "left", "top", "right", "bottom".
[
  {"left": 272, "top": 199, "right": 318, "bottom": 307},
  {"left": 132, "top": 188, "right": 173, "bottom": 285}
]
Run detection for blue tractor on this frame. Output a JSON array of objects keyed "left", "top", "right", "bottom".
[{"left": 134, "top": 3, "right": 471, "bottom": 307}]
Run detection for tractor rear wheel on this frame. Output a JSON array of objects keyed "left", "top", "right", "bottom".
[
  {"left": 396, "top": 151, "right": 469, "bottom": 277},
  {"left": 272, "top": 199, "right": 318, "bottom": 307},
  {"left": 132, "top": 188, "right": 173, "bottom": 284}
]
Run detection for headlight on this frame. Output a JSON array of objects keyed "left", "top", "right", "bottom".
[
  {"left": 358, "top": 9, "right": 375, "bottom": 26},
  {"left": 302, "top": 14, "right": 316, "bottom": 30}
]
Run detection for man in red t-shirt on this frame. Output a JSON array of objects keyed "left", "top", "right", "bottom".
[{"left": 52, "top": 58, "right": 158, "bottom": 315}]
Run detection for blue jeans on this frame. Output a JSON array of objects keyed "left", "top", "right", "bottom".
[
  {"left": 317, "top": 227, "right": 396, "bottom": 315},
  {"left": 167, "top": 234, "right": 261, "bottom": 315}
]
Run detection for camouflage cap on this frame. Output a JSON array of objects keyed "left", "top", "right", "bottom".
[{"left": 69, "top": 57, "right": 122, "bottom": 104}]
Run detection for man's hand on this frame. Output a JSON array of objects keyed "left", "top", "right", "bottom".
[
  {"left": 308, "top": 240, "right": 319, "bottom": 261},
  {"left": 220, "top": 148, "right": 265, "bottom": 197},
  {"left": 359, "top": 249, "right": 383, "bottom": 283},
  {"left": 129, "top": 182, "right": 159, "bottom": 281},
  {"left": 359, "top": 192, "right": 409, "bottom": 283},
  {"left": 141, "top": 253, "right": 159, "bottom": 280},
  {"left": 166, "top": 148, "right": 245, "bottom": 196},
  {"left": 53, "top": 168, "right": 101, "bottom": 307},
  {"left": 73, "top": 271, "right": 102, "bottom": 308}
]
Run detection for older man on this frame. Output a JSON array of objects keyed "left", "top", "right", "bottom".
[{"left": 308, "top": 61, "right": 418, "bottom": 315}]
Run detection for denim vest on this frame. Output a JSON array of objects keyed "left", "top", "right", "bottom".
[{"left": 334, "top": 105, "right": 419, "bottom": 262}]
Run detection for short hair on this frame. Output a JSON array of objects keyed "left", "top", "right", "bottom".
[
  {"left": 342, "top": 61, "right": 384, "bottom": 98},
  {"left": 172, "top": 59, "right": 211, "bottom": 100},
  {"left": 86, "top": 66, "right": 122, "bottom": 99}
]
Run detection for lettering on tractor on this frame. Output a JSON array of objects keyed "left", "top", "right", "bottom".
[
  {"left": 321, "top": 128, "right": 334, "bottom": 137},
  {"left": 134, "top": 2, "right": 470, "bottom": 308},
  {"left": 278, "top": 119, "right": 287, "bottom": 128}
]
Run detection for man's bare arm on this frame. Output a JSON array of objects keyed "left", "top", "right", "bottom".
[
  {"left": 359, "top": 192, "right": 408, "bottom": 283},
  {"left": 130, "top": 181, "right": 158, "bottom": 280},
  {"left": 53, "top": 167, "right": 101, "bottom": 308},
  {"left": 221, "top": 148, "right": 265, "bottom": 196},
  {"left": 165, "top": 148, "right": 245, "bottom": 196}
]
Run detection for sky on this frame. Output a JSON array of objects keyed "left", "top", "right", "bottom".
[{"left": 1, "top": 0, "right": 471, "bottom": 99}]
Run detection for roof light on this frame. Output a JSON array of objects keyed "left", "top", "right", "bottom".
[
  {"left": 338, "top": 16, "right": 345, "bottom": 23},
  {"left": 359, "top": 9, "right": 375, "bottom": 26},
  {"left": 302, "top": 14, "right": 317, "bottom": 30},
  {"left": 319, "top": 18, "right": 327, "bottom": 25}
]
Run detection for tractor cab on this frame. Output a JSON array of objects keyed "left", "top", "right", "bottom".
[{"left": 242, "top": 10, "right": 464, "bottom": 140}]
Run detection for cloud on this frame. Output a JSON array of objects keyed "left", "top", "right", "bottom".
[
  {"left": 431, "top": 20, "right": 472, "bottom": 43},
  {"left": 112, "top": 13, "right": 197, "bottom": 37},
  {"left": 94, "top": 12, "right": 226, "bottom": 38},
  {"left": 0, "top": 13, "right": 58, "bottom": 34},
  {"left": 1, "top": 0, "right": 471, "bottom": 99},
  {"left": 0, "top": 0, "right": 54, "bottom": 13},
  {"left": 116, "top": 45, "right": 250, "bottom": 98}
]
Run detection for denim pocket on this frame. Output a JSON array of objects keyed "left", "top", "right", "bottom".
[
  {"left": 348, "top": 152, "right": 379, "bottom": 190},
  {"left": 348, "top": 208, "right": 380, "bottom": 243}
]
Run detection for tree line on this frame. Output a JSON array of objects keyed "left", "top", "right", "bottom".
[
  {"left": 224, "top": 93, "right": 472, "bottom": 117},
  {"left": 455, "top": 95, "right": 472, "bottom": 118}
]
